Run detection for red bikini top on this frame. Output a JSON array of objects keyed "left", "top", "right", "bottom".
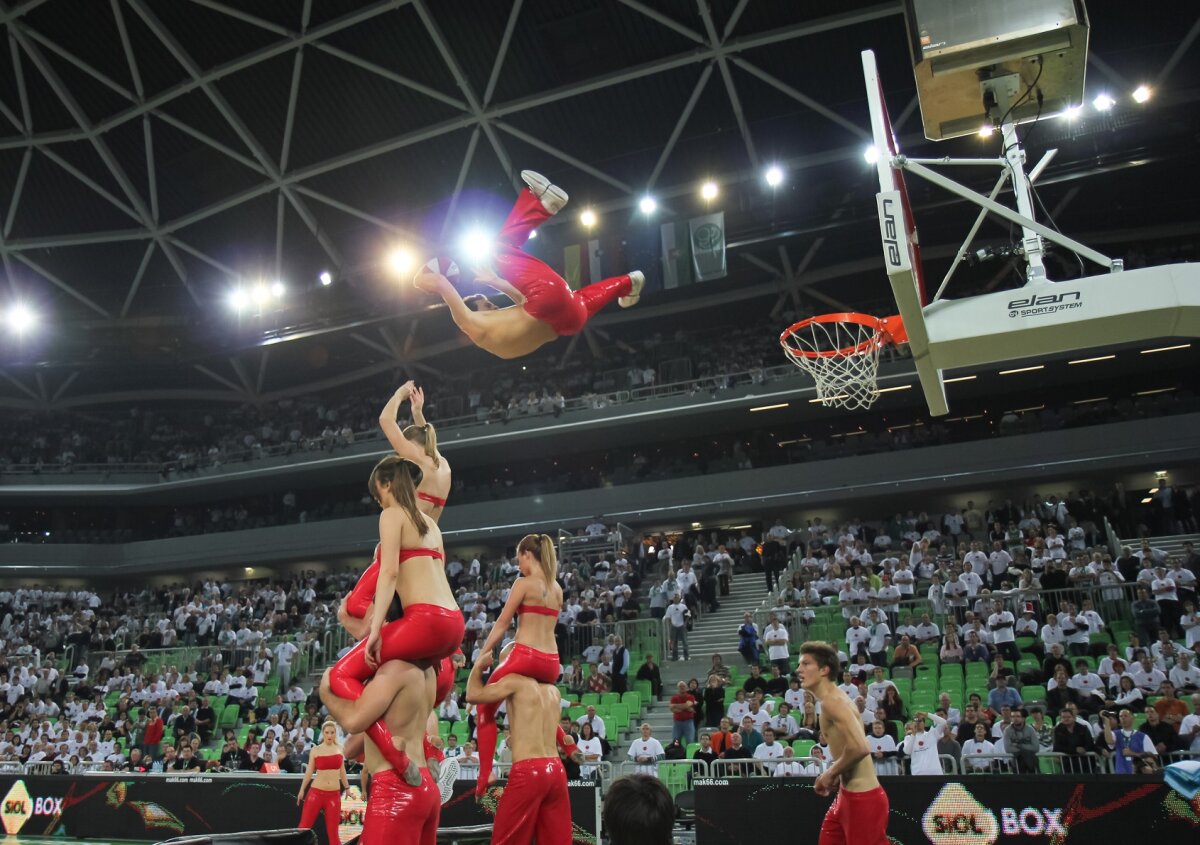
[
  {"left": 399, "top": 547, "right": 444, "bottom": 563},
  {"left": 417, "top": 491, "right": 448, "bottom": 508},
  {"left": 313, "top": 755, "right": 342, "bottom": 770},
  {"left": 517, "top": 604, "right": 560, "bottom": 618}
]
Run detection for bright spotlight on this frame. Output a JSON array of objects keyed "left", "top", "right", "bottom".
[
  {"left": 863, "top": 145, "right": 880, "bottom": 164},
  {"left": 978, "top": 124, "right": 994, "bottom": 137},
  {"left": 1132, "top": 85, "right": 1151, "bottom": 104},
  {"left": 700, "top": 181, "right": 718, "bottom": 201},
  {"left": 580, "top": 209, "right": 597, "bottom": 228},
  {"left": 1062, "top": 104, "right": 1083, "bottom": 120},
  {"left": 459, "top": 229, "right": 493, "bottom": 263},
  {"left": 387, "top": 247, "right": 415, "bottom": 275},
  {"left": 271, "top": 280, "right": 285, "bottom": 298},
  {"left": 318, "top": 271, "right": 333, "bottom": 287},
  {"left": 764, "top": 166, "right": 783, "bottom": 187},
  {"left": 1092, "top": 93, "right": 1115, "bottom": 112},
  {"left": 5, "top": 303, "right": 35, "bottom": 334},
  {"left": 252, "top": 284, "right": 269, "bottom": 305},
  {"left": 638, "top": 195, "right": 657, "bottom": 215},
  {"left": 527, "top": 229, "right": 537, "bottom": 239},
  {"left": 227, "top": 289, "right": 248, "bottom": 312}
]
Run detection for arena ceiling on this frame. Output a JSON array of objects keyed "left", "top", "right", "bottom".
[{"left": 0, "top": 0, "right": 1197, "bottom": 408}]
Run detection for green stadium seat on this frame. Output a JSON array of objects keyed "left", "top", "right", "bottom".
[
  {"left": 633, "top": 680, "right": 653, "bottom": 701},
  {"left": 793, "top": 740, "right": 815, "bottom": 757},
  {"left": 217, "top": 704, "right": 240, "bottom": 729},
  {"left": 621, "top": 691, "right": 642, "bottom": 713},
  {"left": 1022, "top": 685, "right": 1048, "bottom": 703},
  {"left": 610, "top": 704, "right": 630, "bottom": 729},
  {"left": 567, "top": 706, "right": 587, "bottom": 722},
  {"left": 686, "top": 742, "right": 700, "bottom": 758},
  {"left": 580, "top": 693, "right": 600, "bottom": 707},
  {"left": 601, "top": 692, "right": 621, "bottom": 708}
]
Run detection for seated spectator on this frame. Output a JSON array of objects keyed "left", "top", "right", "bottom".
[
  {"left": 1101, "top": 710, "right": 1158, "bottom": 774},
  {"left": 987, "top": 676, "right": 1022, "bottom": 713},
  {"left": 1109, "top": 675, "right": 1146, "bottom": 713},
  {"left": 635, "top": 653, "right": 663, "bottom": 699},
  {"left": 890, "top": 635, "right": 922, "bottom": 672},
  {"left": 940, "top": 632, "right": 964, "bottom": 663},
  {"left": 1139, "top": 707, "right": 1179, "bottom": 757},
  {"left": 961, "top": 723, "right": 996, "bottom": 772},
  {"left": 964, "top": 632, "right": 990, "bottom": 663}
]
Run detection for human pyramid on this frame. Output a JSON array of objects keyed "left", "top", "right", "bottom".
[{"left": 311, "top": 171, "right": 625, "bottom": 845}]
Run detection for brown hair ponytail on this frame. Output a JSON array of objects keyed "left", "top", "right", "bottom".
[
  {"left": 368, "top": 456, "right": 428, "bottom": 537},
  {"left": 402, "top": 423, "right": 440, "bottom": 469},
  {"left": 517, "top": 533, "right": 558, "bottom": 583}
]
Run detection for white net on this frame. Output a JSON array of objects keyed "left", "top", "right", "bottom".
[{"left": 781, "top": 317, "right": 884, "bottom": 410}]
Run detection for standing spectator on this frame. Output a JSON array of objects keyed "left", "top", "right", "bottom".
[
  {"left": 988, "top": 600, "right": 1020, "bottom": 664},
  {"left": 1151, "top": 567, "right": 1182, "bottom": 637},
  {"left": 703, "top": 676, "right": 726, "bottom": 729},
  {"left": 274, "top": 638, "right": 300, "bottom": 689},
  {"left": 903, "top": 712, "right": 947, "bottom": 775},
  {"left": 141, "top": 708, "right": 164, "bottom": 761},
  {"left": 627, "top": 724, "right": 665, "bottom": 775},
  {"left": 1179, "top": 694, "right": 1200, "bottom": 753},
  {"left": 610, "top": 636, "right": 630, "bottom": 695},
  {"left": 737, "top": 613, "right": 761, "bottom": 666},
  {"left": 669, "top": 682, "right": 697, "bottom": 745},
  {"left": 1132, "top": 587, "right": 1162, "bottom": 644},
  {"left": 666, "top": 596, "right": 690, "bottom": 662},
  {"left": 763, "top": 615, "right": 790, "bottom": 675},
  {"left": 1101, "top": 709, "right": 1158, "bottom": 774},
  {"left": 1052, "top": 707, "right": 1096, "bottom": 772}
]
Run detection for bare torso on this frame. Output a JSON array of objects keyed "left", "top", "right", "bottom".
[
  {"left": 310, "top": 746, "right": 344, "bottom": 790},
  {"left": 394, "top": 513, "right": 456, "bottom": 608},
  {"left": 416, "top": 457, "right": 452, "bottom": 522},
  {"left": 468, "top": 307, "right": 558, "bottom": 359},
  {"left": 819, "top": 685, "right": 880, "bottom": 792},
  {"left": 504, "top": 676, "right": 561, "bottom": 761},
  {"left": 363, "top": 664, "right": 436, "bottom": 774},
  {"left": 516, "top": 577, "right": 563, "bottom": 653}
]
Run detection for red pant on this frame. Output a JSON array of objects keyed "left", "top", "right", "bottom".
[
  {"left": 491, "top": 757, "right": 571, "bottom": 845},
  {"left": 328, "top": 605, "right": 464, "bottom": 771},
  {"left": 475, "top": 644, "right": 560, "bottom": 796},
  {"left": 345, "top": 554, "right": 380, "bottom": 618},
  {"left": 818, "top": 786, "right": 890, "bottom": 845},
  {"left": 299, "top": 787, "right": 341, "bottom": 845},
  {"left": 434, "top": 653, "right": 457, "bottom": 706},
  {"left": 495, "top": 189, "right": 632, "bottom": 336},
  {"left": 361, "top": 768, "right": 438, "bottom": 845}
]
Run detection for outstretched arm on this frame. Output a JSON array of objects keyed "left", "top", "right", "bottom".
[
  {"left": 478, "top": 580, "right": 526, "bottom": 657},
  {"left": 320, "top": 663, "right": 411, "bottom": 734},
  {"left": 379, "top": 383, "right": 430, "bottom": 465},
  {"left": 465, "top": 653, "right": 520, "bottom": 705}
]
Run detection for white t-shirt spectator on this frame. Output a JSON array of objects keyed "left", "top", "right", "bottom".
[
  {"left": 988, "top": 610, "right": 1016, "bottom": 644},
  {"left": 665, "top": 601, "right": 689, "bottom": 630},
  {"left": 753, "top": 741, "right": 785, "bottom": 764},
  {"left": 902, "top": 715, "right": 946, "bottom": 775},
  {"left": 576, "top": 737, "right": 604, "bottom": 778},
  {"left": 961, "top": 738, "right": 995, "bottom": 770},
  {"left": 764, "top": 623, "right": 790, "bottom": 661},
  {"left": 1152, "top": 576, "right": 1178, "bottom": 603},
  {"left": 1179, "top": 712, "right": 1200, "bottom": 752},
  {"left": 627, "top": 736, "right": 665, "bottom": 775},
  {"left": 846, "top": 624, "right": 870, "bottom": 654}
]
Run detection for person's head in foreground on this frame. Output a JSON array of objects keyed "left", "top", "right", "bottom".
[{"left": 602, "top": 773, "right": 674, "bottom": 845}]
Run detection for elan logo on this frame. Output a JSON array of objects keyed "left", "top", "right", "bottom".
[
  {"left": 1007, "top": 291, "right": 1081, "bottom": 308},
  {"left": 877, "top": 192, "right": 910, "bottom": 274}
]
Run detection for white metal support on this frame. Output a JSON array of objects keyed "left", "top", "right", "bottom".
[{"left": 999, "top": 121, "right": 1047, "bottom": 283}]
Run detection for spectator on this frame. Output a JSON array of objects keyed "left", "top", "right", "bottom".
[
  {"left": 719, "top": 732, "right": 753, "bottom": 775},
  {"left": 961, "top": 723, "right": 996, "bottom": 772},
  {"left": 1101, "top": 709, "right": 1157, "bottom": 774},
  {"left": 636, "top": 653, "right": 663, "bottom": 699},
  {"left": 601, "top": 774, "right": 673, "bottom": 845},
  {"left": 666, "top": 596, "right": 690, "bottom": 662},
  {"left": 1003, "top": 708, "right": 1039, "bottom": 773},
  {"left": 763, "top": 615, "right": 791, "bottom": 674},
  {"left": 669, "top": 682, "right": 697, "bottom": 745},
  {"left": 626, "top": 724, "right": 665, "bottom": 775},
  {"left": 903, "top": 711, "right": 947, "bottom": 775}
]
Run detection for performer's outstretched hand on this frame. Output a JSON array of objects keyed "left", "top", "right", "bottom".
[
  {"left": 474, "top": 652, "right": 494, "bottom": 671},
  {"left": 410, "top": 386, "right": 425, "bottom": 414}
]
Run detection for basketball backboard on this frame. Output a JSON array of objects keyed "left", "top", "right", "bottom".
[{"left": 860, "top": 48, "right": 1200, "bottom": 418}]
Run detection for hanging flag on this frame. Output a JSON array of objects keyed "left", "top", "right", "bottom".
[
  {"left": 689, "top": 211, "right": 726, "bottom": 282},
  {"left": 563, "top": 239, "right": 600, "bottom": 290},
  {"left": 563, "top": 243, "right": 582, "bottom": 290},
  {"left": 587, "top": 238, "right": 601, "bottom": 286},
  {"left": 660, "top": 220, "right": 691, "bottom": 289}
]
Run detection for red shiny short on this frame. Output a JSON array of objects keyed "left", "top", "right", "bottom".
[
  {"left": 475, "top": 644, "right": 560, "bottom": 796},
  {"left": 360, "top": 768, "right": 438, "bottom": 845},
  {"left": 818, "top": 785, "right": 890, "bottom": 845}
]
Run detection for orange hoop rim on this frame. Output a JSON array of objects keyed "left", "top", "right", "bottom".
[{"left": 779, "top": 312, "right": 907, "bottom": 359}]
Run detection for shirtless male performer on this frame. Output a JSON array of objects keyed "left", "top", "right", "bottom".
[
  {"left": 322, "top": 661, "right": 439, "bottom": 845},
  {"left": 466, "top": 647, "right": 575, "bottom": 845},
  {"left": 797, "top": 641, "right": 890, "bottom": 845}
]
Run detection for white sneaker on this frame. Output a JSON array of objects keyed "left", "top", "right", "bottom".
[
  {"left": 521, "top": 169, "right": 568, "bottom": 215},
  {"left": 436, "top": 757, "right": 459, "bottom": 805},
  {"left": 619, "top": 270, "right": 644, "bottom": 308}
]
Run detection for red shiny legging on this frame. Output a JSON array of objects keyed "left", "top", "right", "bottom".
[
  {"left": 475, "top": 644, "right": 560, "bottom": 797},
  {"left": 491, "top": 757, "right": 572, "bottom": 845},
  {"left": 299, "top": 787, "right": 341, "bottom": 845},
  {"left": 328, "top": 604, "right": 465, "bottom": 772},
  {"left": 494, "top": 189, "right": 632, "bottom": 337},
  {"left": 345, "top": 554, "right": 380, "bottom": 618},
  {"left": 360, "top": 768, "right": 438, "bottom": 845}
]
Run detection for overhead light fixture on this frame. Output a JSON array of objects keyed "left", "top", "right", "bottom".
[
  {"left": 978, "top": 124, "right": 993, "bottom": 137},
  {"left": 1135, "top": 387, "right": 1176, "bottom": 396},
  {"left": 1068, "top": 354, "right": 1114, "bottom": 364},
  {"left": 387, "top": 246, "right": 415, "bottom": 274},
  {"left": 318, "top": 271, "right": 333, "bottom": 287},
  {"left": 1132, "top": 85, "right": 1152, "bottom": 104},
  {"left": 1092, "top": 93, "right": 1115, "bottom": 112},
  {"left": 809, "top": 395, "right": 849, "bottom": 404},
  {"left": 251, "top": 284, "right": 270, "bottom": 305},
  {"left": 876, "top": 384, "right": 912, "bottom": 394},
  {"left": 227, "top": 289, "right": 249, "bottom": 312},
  {"left": 863, "top": 145, "right": 880, "bottom": 164},
  {"left": 691, "top": 522, "right": 701, "bottom": 528},
  {"left": 1140, "top": 343, "right": 1190, "bottom": 354},
  {"left": 750, "top": 403, "right": 789, "bottom": 412},
  {"left": 270, "top": 280, "right": 285, "bottom": 298},
  {"left": 1147, "top": 487, "right": 1159, "bottom": 495},
  {"left": 638, "top": 195, "right": 657, "bottom": 215},
  {"left": 580, "top": 209, "right": 597, "bottom": 228},
  {"left": 1062, "top": 104, "right": 1083, "bottom": 120},
  {"left": 1154, "top": 470, "right": 1168, "bottom": 479},
  {"left": 1140, "top": 497, "right": 1153, "bottom": 504},
  {"left": 943, "top": 375, "right": 977, "bottom": 384},
  {"left": 700, "top": 181, "right": 719, "bottom": 201},
  {"left": 998, "top": 365, "right": 1044, "bottom": 375},
  {"left": 729, "top": 524, "right": 753, "bottom": 530},
  {"left": 776, "top": 438, "right": 810, "bottom": 447},
  {"left": 459, "top": 229, "right": 493, "bottom": 263},
  {"left": 1072, "top": 397, "right": 1109, "bottom": 405},
  {"left": 764, "top": 165, "right": 784, "bottom": 187},
  {"left": 1006, "top": 405, "right": 1044, "bottom": 414},
  {"left": 5, "top": 303, "right": 36, "bottom": 334}
]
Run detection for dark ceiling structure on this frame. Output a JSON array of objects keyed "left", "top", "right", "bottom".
[{"left": 0, "top": 0, "right": 1197, "bottom": 409}]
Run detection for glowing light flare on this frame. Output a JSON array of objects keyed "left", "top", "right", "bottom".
[
  {"left": 638, "top": 195, "right": 657, "bottom": 215},
  {"left": 387, "top": 247, "right": 416, "bottom": 275},
  {"left": 5, "top": 303, "right": 36, "bottom": 333},
  {"left": 863, "top": 145, "right": 880, "bottom": 164},
  {"left": 1092, "top": 93, "right": 1115, "bottom": 112},
  {"left": 700, "top": 180, "right": 719, "bottom": 200},
  {"left": 580, "top": 209, "right": 597, "bottom": 228},
  {"left": 319, "top": 271, "right": 333, "bottom": 287},
  {"left": 764, "top": 166, "right": 784, "bottom": 187},
  {"left": 1132, "top": 85, "right": 1152, "bottom": 104}
]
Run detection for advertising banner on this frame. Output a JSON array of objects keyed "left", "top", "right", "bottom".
[
  {"left": 695, "top": 775, "right": 1196, "bottom": 845},
  {"left": 0, "top": 774, "right": 599, "bottom": 845}
]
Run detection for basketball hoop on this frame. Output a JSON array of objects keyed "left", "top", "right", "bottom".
[{"left": 780, "top": 313, "right": 906, "bottom": 409}]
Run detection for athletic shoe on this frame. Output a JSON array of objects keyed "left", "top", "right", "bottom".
[
  {"left": 521, "top": 170, "right": 568, "bottom": 215},
  {"left": 436, "top": 756, "right": 460, "bottom": 804},
  {"left": 619, "top": 270, "right": 644, "bottom": 308}
]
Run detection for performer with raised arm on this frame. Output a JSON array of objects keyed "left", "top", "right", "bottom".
[
  {"left": 325, "top": 660, "right": 441, "bottom": 845},
  {"left": 472, "top": 533, "right": 564, "bottom": 797},
  {"left": 414, "top": 170, "right": 643, "bottom": 360},
  {"left": 797, "top": 641, "right": 890, "bottom": 845},
  {"left": 325, "top": 456, "right": 464, "bottom": 783},
  {"left": 379, "top": 381, "right": 451, "bottom": 522},
  {"left": 467, "top": 647, "right": 575, "bottom": 845}
]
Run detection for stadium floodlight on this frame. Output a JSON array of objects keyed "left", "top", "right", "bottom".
[
  {"left": 1062, "top": 104, "right": 1083, "bottom": 120},
  {"left": 1132, "top": 85, "right": 1151, "bottom": 104},
  {"left": 459, "top": 229, "right": 493, "bottom": 263},
  {"left": 638, "top": 195, "right": 657, "bottom": 215},
  {"left": 319, "top": 271, "right": 333, "bottom": 287},
  {"left": 580, "top": 209, "right": 597, "bottom": 228},
  {"left": 700, "top": 180, "right": 719, "bottom": 200},
  {"left": 227, "top": 288, "right": 249, "bottom": 312},
  {"left": 5, "top": 303, "right": 36, "bottom": 334},
  {"left": 764, "top": 166, "right": 784, "bottom": 187},
  {"left": 271, "top": 280, "right": 285, "bottom": 298},
  {"left": 978, "top": 124, "right": 994, "bottom": 137},
  {"left": 1092, "top": 93, "right": 1115, "bottom": 112},
  {"left": 252, "top": 284, "right": 270, "bottom": 306},
  {"left": 387, "top": 246, "right": 415, "bottom": 275},
  {"left": 863, "top": 145, "right": 880, "bottom": 164}
]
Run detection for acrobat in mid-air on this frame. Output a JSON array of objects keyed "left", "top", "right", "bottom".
[{"left": 414, "top": 170, "right": 644, "bottom": 359}]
